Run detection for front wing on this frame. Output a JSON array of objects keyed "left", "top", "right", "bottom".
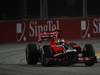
[{"left": 46, "top": 55, "right": 97, "bottom": 64}]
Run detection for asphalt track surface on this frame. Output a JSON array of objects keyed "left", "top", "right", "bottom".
[{"left": 0, "top": 39, "right": 100, "bottom": 75}]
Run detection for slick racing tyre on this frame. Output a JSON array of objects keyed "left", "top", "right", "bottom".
[
  {"left": 26, "top": 43, "right": 39, "bottom": 65},
  {"left": 41, "top": 45, "right": 52, "bottom": 66},
  {"left": 67, "top": 52, "right": 78, "bottom": 65},
  {"left": 83, "top": 44, "right": 96, "bottom": 66}
]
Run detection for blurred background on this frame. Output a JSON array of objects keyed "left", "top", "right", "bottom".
[{"left": 0, "top": 0, "right": 100, "bottom": 20}]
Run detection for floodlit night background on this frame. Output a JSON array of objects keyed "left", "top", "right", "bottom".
[
  {"left": 0, "top": 1, "right": 100, "bottom": 75},
  {"left": 0, "top": 0, "right": 100, "bottom": 20}
]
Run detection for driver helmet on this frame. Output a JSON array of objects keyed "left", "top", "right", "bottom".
[{"left": 57, "top": 39, "right": 65, "bottom": 45}]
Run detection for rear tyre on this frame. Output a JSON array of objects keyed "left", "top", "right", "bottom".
[
  {"left": 41, "top": 45, "right": 52, "bottom": 66},
  {"left": 83, "top": 44, "right": 96, "bottom": 66},
  {"left": 26, "top": 43, "right": 39, "bottom": 65}
]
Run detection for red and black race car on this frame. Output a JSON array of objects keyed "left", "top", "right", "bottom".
[{"left": 26, "top": 31, "right": 97, "bottom": 66}]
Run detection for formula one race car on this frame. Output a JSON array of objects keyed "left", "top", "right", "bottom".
[{"left": 25, "top": 31, "right": 97, "bottom": 66}]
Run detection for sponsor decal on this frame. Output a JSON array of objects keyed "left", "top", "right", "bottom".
[
  {"left": 16, "top": 20, "right": 59, "bottom": 42},
  {"left": 81, "top": 18, "right": 100, "bottom": 39},
  {"left": 16, "top": 22, "right": 26, "bottom": 42},
  {"left": 93, "top": 18, "right": 100, "bottom": 34},
  {"left": 29, "top": 20, "right": 59, "bottom": 37},
  {"left": 81, "top": 20, "right": 90, "bottom": 39},
  {"left": 81, "top": 20, "right": 86, "bottom": 30}
]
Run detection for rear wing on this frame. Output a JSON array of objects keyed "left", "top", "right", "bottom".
[{"left": 38, "top": 31, "right": 58, "bottom": 42}]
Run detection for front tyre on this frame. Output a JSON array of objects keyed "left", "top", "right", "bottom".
[
  {"left": 26, "top": 43, "right": 39, "bottom": 65},
  {"left": 83, "top": 44, "right": 96, "bottom": 66},
  {"left": 41, "top": 45, "right": 52, "bottom": 66}
]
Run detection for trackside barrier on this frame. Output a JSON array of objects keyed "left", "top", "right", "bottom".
[
  {"left": 81, "top": 17, "right": 100, "bottom": 39},
  {"left": 0, "top": 17, "right": 100, "bottom": 43}
]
